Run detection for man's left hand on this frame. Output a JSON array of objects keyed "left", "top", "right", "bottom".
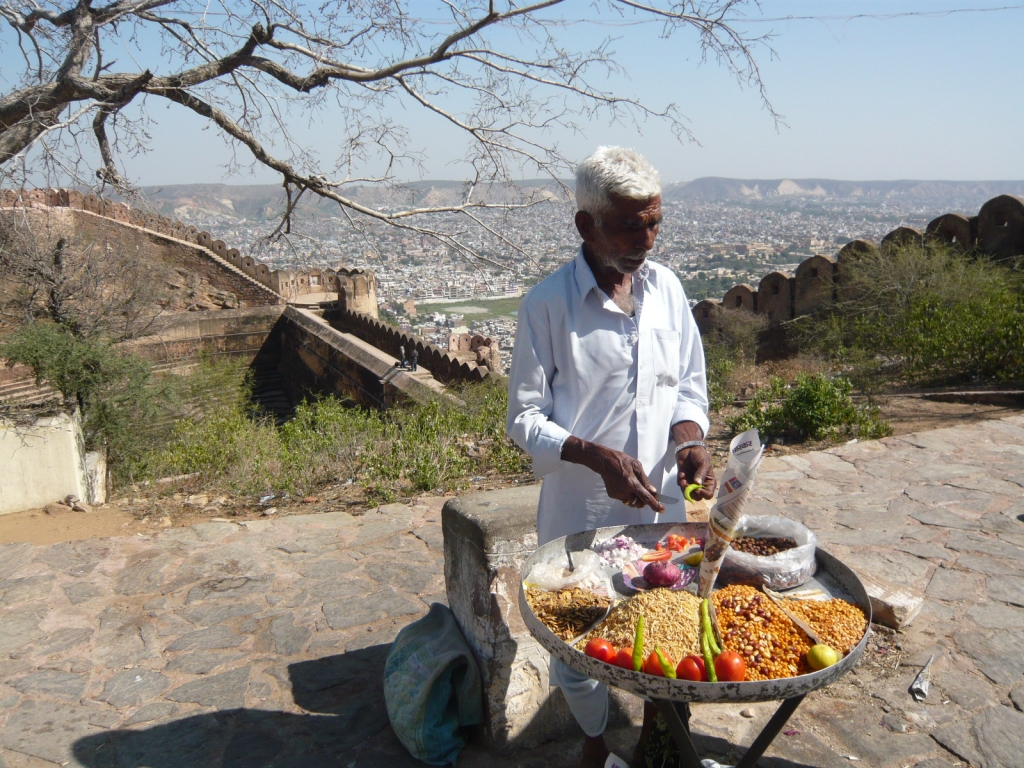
[
  {"left": 671, "top": 420, "right": 716, "bottom": 501},
  {"left": 676, "top": 446, "right": 716, "bottom": 501}
]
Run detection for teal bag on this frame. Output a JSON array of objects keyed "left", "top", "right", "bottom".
[{"left": 384, "top": 603, "right": 483, "bottom": 765}]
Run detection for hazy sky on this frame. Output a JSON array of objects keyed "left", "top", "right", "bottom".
[{"left": 8, "top": 1, "right": 1023, "bottom": 185}]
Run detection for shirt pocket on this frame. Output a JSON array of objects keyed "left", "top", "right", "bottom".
[{"left": 652, "top": 328, "right": 681, "bottom": 387}]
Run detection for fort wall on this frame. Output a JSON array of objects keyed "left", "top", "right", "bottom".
[
  {"left": 0, "top": 188, "right": 377, "bottom": 315},
  {"left": 324, "top": 305, "right": 496, "bottom": 385},
  {"left": 118, "top": 305, "right": 445, "bottom": 409},
  {"left": 693, "top": 194, "right": 1024, "bottom": 359}
]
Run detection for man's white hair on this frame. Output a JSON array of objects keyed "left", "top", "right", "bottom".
[{"left": 575, "top": 146, "right": 662, "bottom": 221}]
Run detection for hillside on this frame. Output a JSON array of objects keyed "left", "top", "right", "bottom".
[
  {"left": 662, "top": 177, "right": 1024, "bottom": 205},
  {"left": 125, "top": 180, "right": 567, "bottom": 222},
  {"left": 123, "top": 177, "right": 1024, "bottom": 222}
]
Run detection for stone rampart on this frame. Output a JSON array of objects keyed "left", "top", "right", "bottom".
[
  {"left": 694, "top": 194, "right": 1024, "bottom": 355},
  {"left": 324, "top": 305, "right": 495, "bottom": 385},
  {"left": 448, "top": 331, "right": 502, "bottom": 370},
  {"left": 120, "top": 305, "right": 444, "bottom": 408},
  {"left": 277, "top": 306, "right": 444, "bottom": 409},
  {"left": 120, "top": 305, "right": 286, "bottom": 367},
  {"left": 0, "top": 188, "right": 377, "bottom": 314}
]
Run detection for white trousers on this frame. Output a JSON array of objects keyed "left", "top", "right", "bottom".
[{"left": 550, "top": 658, "right": 609, "bottom": 737}]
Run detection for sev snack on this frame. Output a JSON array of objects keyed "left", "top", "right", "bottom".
[
  {"left": 526, "top": 587, "right": 610, "bottom": 642},
  {"left": 576, "top": 589, "right": 701, "bottom": 664},
  {"left": 713, "top": 584, "right": 813, "bottom": 681},
  {"left": 780, "top": 598, "right": 868, "bottom": 655}
]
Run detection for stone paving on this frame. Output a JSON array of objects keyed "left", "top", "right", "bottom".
[{"left": 0, "top": 415, "right": 1023, "bottom": 767}]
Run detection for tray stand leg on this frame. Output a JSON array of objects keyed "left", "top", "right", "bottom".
[
  {"left": 733, "top": 694, "right": 806, "bottom": 768},
  {"left": 653, "top": 700, "right": 704, "bottom": 768},
  {"left": 654, "top": 695, "right": 805, "bottom": 768}
]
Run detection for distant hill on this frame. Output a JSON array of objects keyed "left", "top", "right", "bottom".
[
  {"left": 125, "top": 178, "right": 1024, "bottom": 221},
  {"left": 663, "top": 177, "right": 1024, "bottom": 205},
  {"left": 125, "top": 180, "right": 567, "bottom": 222}
]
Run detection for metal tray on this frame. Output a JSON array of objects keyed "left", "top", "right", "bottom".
[{"left": 519, "top": 523, "right": 872, "bottom": 704}]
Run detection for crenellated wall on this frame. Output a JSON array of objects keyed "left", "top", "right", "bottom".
[
  {"left": 447, "top": 331, "right": 503, "bottom": 371},
  {"left": 692, "top": 194, "right": 1024, "bottom": 351},
  {"left": 324, "top": 305, "right": 496, "bottom": 385}
]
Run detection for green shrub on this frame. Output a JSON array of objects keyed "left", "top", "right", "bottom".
[
  {"left": 701, "top": 309, "right": 766, "bottom": 411},
  {"left": 142, "top": 377, "right": 530, "bottom": 501},
  {"left": 852, "top": 290, "right": 1024, "bottom": 384},
  {"left": 1, "top": 320, "right": 529, "bottom": 500},
  {"left": 798, "top": 242, "right": 1024, "bottom": 387},
  {"left": 727, "top": 373, "right": 891, "bottom": 443},
  {"left": 0, "top": 322, "right": 160, "bottom": 466}
]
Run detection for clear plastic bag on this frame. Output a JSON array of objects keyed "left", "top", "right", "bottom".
[
  {"left": 524, "top": 550, "right": 614, "bottom": 597},
  {"left": 721, "top": 515, "right": 817, "bottom": 590}
]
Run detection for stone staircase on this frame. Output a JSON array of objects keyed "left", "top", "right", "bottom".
[
  {"left": 0, "top": 376, "right": 59, "bottom": 407},
  {"left": 249, "top": 364, "right": 294, "bottom": 424}
]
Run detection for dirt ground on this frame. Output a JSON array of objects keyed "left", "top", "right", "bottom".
[{"left": 2, "top": 397, "right": 1021, "bottom": 547}]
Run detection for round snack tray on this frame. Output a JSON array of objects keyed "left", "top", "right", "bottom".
[{"left": 519, "top": 522, "right": 872, "bottom": 768}]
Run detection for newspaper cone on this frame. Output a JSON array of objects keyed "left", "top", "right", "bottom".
[{"left": 698, "top": 429, "right": 764, "bottom": 598}]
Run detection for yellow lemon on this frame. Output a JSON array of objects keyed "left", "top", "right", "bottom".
[
  {"left": 682, "top": 551, "right": 703, "bottom": 566},
  {"left": 807, "top": 644, "right": 840, "bottom": 670}
]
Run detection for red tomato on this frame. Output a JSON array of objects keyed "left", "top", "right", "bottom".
[
  {"left": 676, "top": 655, "right": 706, "bottom": 682},
  {"left": 643, "top": 651, "right": 664, "bottom": 676},
  {"left": 714, "top": 651, "right": 747, "bottom": 682},
  {"left": 615, "top": 646, "right": 635, "bottom": 670},
  {"left": 667, "top": 534, "right": 688, "bottom": 552},
  {"left": 584, "top": 638, "right": 617, "bottom": 664}
]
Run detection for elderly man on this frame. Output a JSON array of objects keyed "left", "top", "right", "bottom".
[{"left": 506, "top": 146, "right": 717, "bottom": 767}]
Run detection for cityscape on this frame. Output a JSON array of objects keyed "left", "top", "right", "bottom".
[{"left": 190, "top": 194, "right": 945, "bottom": 374}]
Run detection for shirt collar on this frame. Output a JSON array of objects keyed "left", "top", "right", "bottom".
[{"left": 573, "top": 246, "right": 654, "bottom": 306}]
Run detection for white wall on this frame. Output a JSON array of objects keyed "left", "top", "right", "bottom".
[{"left": 0, "top": 410, "right": 90, "bottom": 515}]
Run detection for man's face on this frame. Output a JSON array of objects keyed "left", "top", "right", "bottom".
[{"left": 576, "top": 194, "right": 662, "bottom": 274}]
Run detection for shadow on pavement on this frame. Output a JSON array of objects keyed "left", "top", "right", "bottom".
[
  {"left": 73, "top": 641, "right": 831, "bottom": 768},
  {"left": 72, "top": 644, "right": 427, "bottom": 767}
]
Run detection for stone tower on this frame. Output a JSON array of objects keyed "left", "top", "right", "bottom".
[{"left": 336, "top": 268, "right": 378, "bottom": 318}]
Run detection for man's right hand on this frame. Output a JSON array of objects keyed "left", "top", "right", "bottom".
[{"left": 561, "top": 436, "right": 665, "bottom": 512}]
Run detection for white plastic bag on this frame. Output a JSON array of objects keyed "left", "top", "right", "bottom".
[
  {"left": 720, "top": 515, "right": 817, "bottom": 590},
  {"left": 525, "top": 550, "right": 614, "bottom": 597}
]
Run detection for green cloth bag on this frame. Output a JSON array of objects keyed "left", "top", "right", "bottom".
[{"left": 384, "top": 603, "right": 483, "bottom": 765}]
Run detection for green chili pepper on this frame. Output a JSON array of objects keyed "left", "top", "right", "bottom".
[
  {"left": 632, "top": 616, "right": 644, "bottom": 672},
  {"left": 701, "top": 631, "right": 718, "bottom": 683},
  {"left": 701, "top": 599, "right": 722, "bottom": 657},
  {"left": 654, "top": 645, "right": 677, "bottom": 679}
]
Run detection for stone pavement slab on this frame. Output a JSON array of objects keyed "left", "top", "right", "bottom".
[{"left": 0, "top": 416, "right": 1022, "bottom": 766}]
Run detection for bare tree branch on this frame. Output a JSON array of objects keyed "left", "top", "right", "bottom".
[{"left": 1, "top": 0, "right": 776, "bottom": 265}]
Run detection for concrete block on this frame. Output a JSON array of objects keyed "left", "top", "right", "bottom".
[
  {"left": 1, "top": 410, "right": 90, "bottom": 515},
  {"left": 85, "top": 450, "right": 107, "bottom": 505},
  {"left": 856, "top": 568, "right": 924, "bottom": 629},
  {"left": 443, "top": 486, "right": 639, "bottom": 749}
]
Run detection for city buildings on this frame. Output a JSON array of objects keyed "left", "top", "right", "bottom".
[{"left": 192, "top": 196, "right": 933, "bottom": 376}]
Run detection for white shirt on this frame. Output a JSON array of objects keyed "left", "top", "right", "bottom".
[{"left": 507, "top": 248, "right": 710, "bottom": 545}]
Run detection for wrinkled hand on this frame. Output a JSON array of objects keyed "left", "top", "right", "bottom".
[
  {"left": 561, "top": 436, "right": 664, "bottom": 512},
  {"left": 592, "top": 446, "right": 665, "bottom": 512},
  {"left": 676, "top": 446, "right": 717, "bottom": 501}
]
